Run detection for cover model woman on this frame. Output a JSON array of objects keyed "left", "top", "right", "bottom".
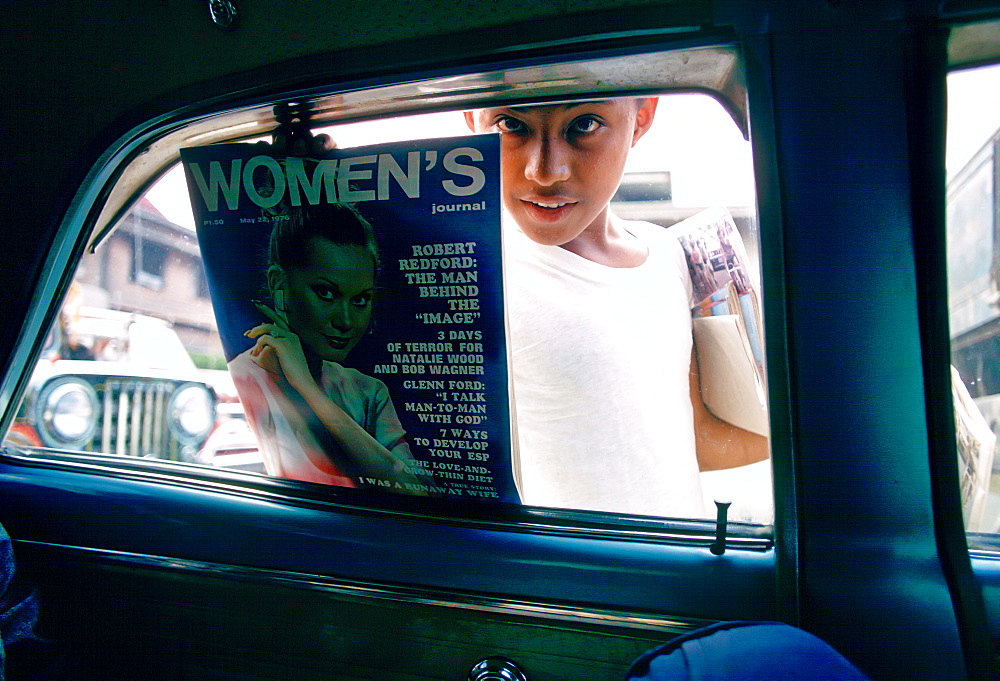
[{"left": 228, "top": 200, "right": 430, "bottom": 495}]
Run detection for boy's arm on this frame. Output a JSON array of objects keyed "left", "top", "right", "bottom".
[{"left": 689, "top": 350, "right": 770, "bottom": 471}]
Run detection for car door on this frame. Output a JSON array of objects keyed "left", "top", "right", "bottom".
[{"left": 0, "top": 16, "right": 777, "bottom": 681}]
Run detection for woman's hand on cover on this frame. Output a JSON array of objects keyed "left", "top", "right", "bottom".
[{"left": 246, "top": 301, "right": 315, "bottom": 391}]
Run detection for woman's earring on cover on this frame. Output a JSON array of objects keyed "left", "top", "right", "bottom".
[{"left": 274, "top": 289, "right": 286, "bottom": 312}]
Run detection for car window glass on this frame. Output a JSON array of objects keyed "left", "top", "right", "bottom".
[
  {"left": 4, "top": 93, "right": 772, "bottom": 525},
  {"left": 946, "top": 63, "right": 1000, "bottom": 533}
]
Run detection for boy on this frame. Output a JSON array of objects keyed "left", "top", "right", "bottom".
[{"left": 466, "top": 99, "right": 768, "bottom": 517}]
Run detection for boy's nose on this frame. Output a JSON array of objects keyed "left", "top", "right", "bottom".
[{"left": 524, "top": 136, "right": 570, "bottom": 185}]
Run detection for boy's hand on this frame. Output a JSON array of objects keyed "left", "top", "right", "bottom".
[{"left": 267, "top": 131, "right": 336, "bottom": 157}]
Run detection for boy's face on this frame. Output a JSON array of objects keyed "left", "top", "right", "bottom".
[{"left": 465, "top": 99, "right": 657, "bottom": 247}]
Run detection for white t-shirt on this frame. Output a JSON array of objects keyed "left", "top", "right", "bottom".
[{"left": 505, "top": 217, "right": 705, "bottom": 518}]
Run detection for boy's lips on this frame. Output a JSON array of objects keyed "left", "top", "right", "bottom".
[{"left": 519, "top": 197, "right": 577, "bottom": 223}]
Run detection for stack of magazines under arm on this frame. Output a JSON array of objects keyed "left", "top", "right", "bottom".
[{"left": 671, "top": 206, "right": 768, "bottom": 437}]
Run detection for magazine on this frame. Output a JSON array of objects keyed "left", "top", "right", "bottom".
[
  {"left": 953, "top": 366, "right": 996, "bottom": 531},
  {"left": 670, "top": 207, "right": 768, "bottom": 436},
  {"left": 180, "top": 134, "right": 518, "bottom": 502}
]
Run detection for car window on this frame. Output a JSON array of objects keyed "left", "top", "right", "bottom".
[
  {"left": 3, "top": 92, "right": 772, "bottom": 526},
  {"left": 946, "top": 63, "right": 1000, "bottom": 534}
]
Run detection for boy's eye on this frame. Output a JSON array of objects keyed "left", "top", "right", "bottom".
[
  {"left": 569, "top": 116, "right": 602, "bottom": 135},
  {"left": 494, "top": 115, "right": 526, "bottom": 134}
]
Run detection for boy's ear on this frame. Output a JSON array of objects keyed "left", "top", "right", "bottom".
[
  {"left": 631, "top": 97, "right": 659, "bottom": 147},
  {"left": 463, "top": 111, "right": 479, "bottom": 133}
]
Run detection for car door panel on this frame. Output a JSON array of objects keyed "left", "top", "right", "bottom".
[{"left": 0, "top": 456, "right": 775, "bottom": 679}]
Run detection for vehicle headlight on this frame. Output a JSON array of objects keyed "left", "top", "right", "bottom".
[
  {"left": 37, "top": 378, "right": 99, "bottom": 448},
  {"left": 168, "top": 383, "right": 215, "bottom": 443}
]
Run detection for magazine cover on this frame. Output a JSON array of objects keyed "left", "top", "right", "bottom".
[
  {"left": 669, "top": 207, "right": 768, "bottom": 436},
  {"left": 180, "top": 134, "right": 518, "bottom": 503}
]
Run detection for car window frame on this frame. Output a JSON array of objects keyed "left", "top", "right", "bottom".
[{"left": 0, "top": 40, "right": 774, "bottom": 548}]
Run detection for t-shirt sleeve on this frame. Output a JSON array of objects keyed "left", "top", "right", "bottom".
[{"left": 638, "top": 220, "right": 694, "bottom": 308}]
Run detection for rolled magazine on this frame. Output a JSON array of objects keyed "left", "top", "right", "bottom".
[{"left": 671, "top": 207, "right": 768, "bottom": 436}]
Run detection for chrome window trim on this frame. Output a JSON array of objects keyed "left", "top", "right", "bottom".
[
  {"left": 0, "top": 448, "right": 774, "bottom": 549},
  {"left": 88, "top": 44, "right": 746, "bottom": 252},
  {"left": 948, "top": 18, "right": 1000, "bottom": 69},
  {"left": 13, "top": 539, "right": 709, "bottom": 635}
]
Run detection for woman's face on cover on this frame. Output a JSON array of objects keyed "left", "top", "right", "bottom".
[{"left": 279, "top": 237, "right": 375, "bottom": 363}]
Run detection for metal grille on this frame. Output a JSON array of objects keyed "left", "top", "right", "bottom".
[{"left": 98, "top": 379, "right": 180, "bottom": 459}]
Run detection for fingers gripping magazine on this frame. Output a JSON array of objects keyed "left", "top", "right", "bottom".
[
  {"left": 180, "top": 135, "right": 518, "bottom": 502},
  {"left": 670, "top": 207, "right": 768, "bottom": 436}
]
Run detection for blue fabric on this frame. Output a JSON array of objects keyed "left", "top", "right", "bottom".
[
  {"left": 0, "top": 524, "right": 41, "bottom": 681},
  {"left": 626, "top": 621, "right": 869, "bottom": 681}
]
